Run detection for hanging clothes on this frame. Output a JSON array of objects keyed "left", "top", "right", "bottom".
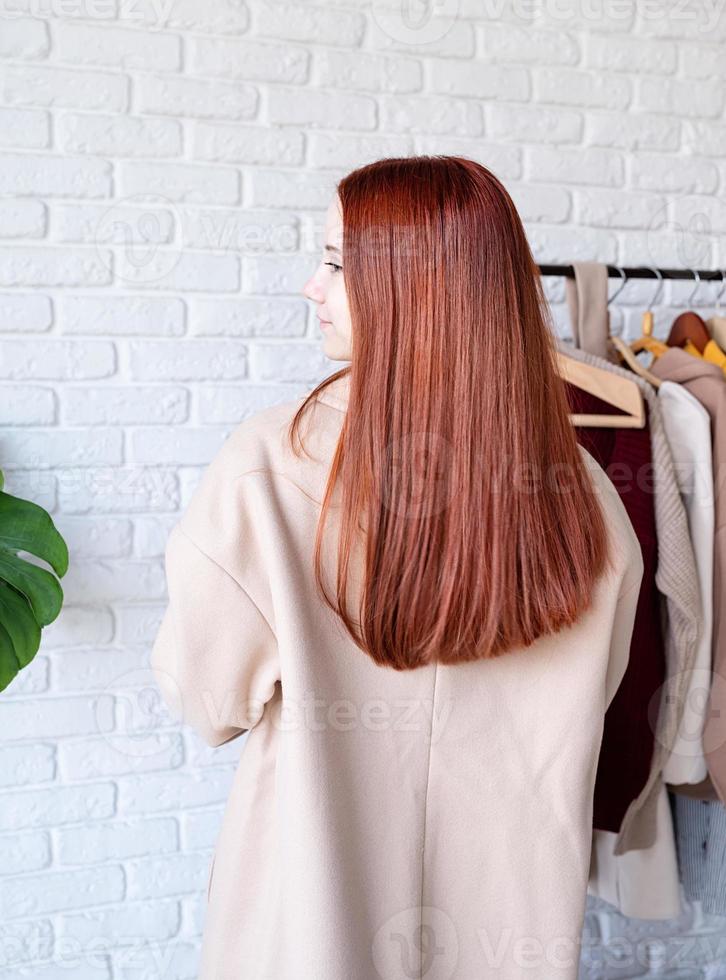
[
  {"left": 564, "top": 267, "right": 665, "bottom": 833},
  {"left": 707, "top": 315, "right": 726, "bottom": 352},
  {"left": 682, "top": 337, "right": 726, "bottom": 375},
  {"left": 563, "top": 383, "right": 664, "bottom": 833},
  {"left": 555, "top": 338, "right": 700, "bottom": 920},
  {"left": 657, "top": 381, "right": 715, "bottom": 786},
  {"left": 564, "top": 260, "right": 611, "bottom": 361},
  {"left": 673, "top": 795, "right": 726, "bottom": 916},
  {"left": 589, "top": 782, "right": 681, "bottom": 920},
  {"left": 558, "top": 272, "right": 701, "bottom": 855},
  {"left": 650, "top": 348, "right": 726, "bottom": 804},
  {"left": 652, "top": 347, "right": 726, "bottom": 919}
]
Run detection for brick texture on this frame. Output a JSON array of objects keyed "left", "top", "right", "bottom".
[{"left": 1, "top": 2, "right": 725, "bottom": 977}]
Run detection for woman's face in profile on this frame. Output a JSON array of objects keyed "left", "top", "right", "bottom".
[{"left": 303, "top": 194, "right": 352, "bottom": 362}]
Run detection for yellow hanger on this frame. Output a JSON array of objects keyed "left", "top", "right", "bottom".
[
  {"left": 609, "top": 335, "right": 662, "bottom": 389},
  {"left": 630, "top": 311, "right": 669, "bottom": 358},
  {"left": 627, "top": 268, "right": 669, "bottom": 359}
]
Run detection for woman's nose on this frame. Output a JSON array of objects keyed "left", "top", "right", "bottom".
[{"left": 302, "top": 274, "right": 323, "bottom": 303}]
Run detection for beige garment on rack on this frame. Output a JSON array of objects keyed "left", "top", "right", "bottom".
[
  {"left": 658, "top": 381, "right": 714, "bottom": 786},
  {"left": 649, "top": 348, "right": 726, "bottom": 805},
  {"left": 588, "top": 781, "right": 681, "bottom": 920},
  {"left": 564, "top": 261, "right": 614, "bottom": 363}
]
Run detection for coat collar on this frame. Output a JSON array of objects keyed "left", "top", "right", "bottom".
[{"left": 315, "top": 371, "right": 351, "bottom": 413}]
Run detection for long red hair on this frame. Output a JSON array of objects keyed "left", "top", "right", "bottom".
[{"left": 289, "top": 155, "right": 612, "bottom": 670}]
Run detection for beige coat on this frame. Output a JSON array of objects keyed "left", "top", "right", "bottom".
[{"left": 150, "top": 372, "right": 644, "bottom": 980}]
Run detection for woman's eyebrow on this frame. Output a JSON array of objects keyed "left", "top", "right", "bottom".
[{"left": 324, "top": 244, "right": 342, "bottom": 255}]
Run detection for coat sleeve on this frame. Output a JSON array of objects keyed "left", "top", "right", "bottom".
[
  {"left": 151, "top": 521, "right": 281, "bottom": 748},
  {"left": 603, "top": 559, "right": 644, "bottom": 711}
]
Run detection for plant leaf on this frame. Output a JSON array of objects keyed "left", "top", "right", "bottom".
[
  {"left": 0, "top": 470, "right": 68, "bottom": 693},
  {"left": 0, "top": 619, "right": 20, "bottom": 693},
  {"left": 0, "top": 581, "right": 42, "bottom": 671},
  {"left": 0, "top": 551, "right": 64, "bottom": 628},
  {"left": 0, "top": 488, "right": 69, "bottom": 579}
]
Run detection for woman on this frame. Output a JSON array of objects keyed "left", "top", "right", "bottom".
[{"left": 151, "top": 155, "right": 644, "bottom": 980}]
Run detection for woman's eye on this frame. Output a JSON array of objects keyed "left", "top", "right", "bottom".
[{"left": 324, "top": 262, "right": 343, "bottom": 274}]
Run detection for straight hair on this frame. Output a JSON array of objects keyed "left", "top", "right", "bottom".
[{"left": 289, "top": 155, "right": 612, "bottom": 670}]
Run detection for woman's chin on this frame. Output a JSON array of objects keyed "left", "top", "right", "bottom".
[{"left": 322, "top": 336, "right": 351, "bottom": 361}]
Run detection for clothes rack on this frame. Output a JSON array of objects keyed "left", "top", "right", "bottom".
[
  {"left": 558, "top": 260, "right": 726, "bottom": 924},
  {"left": 538, "top": 264, "right": 726, "bottom": 281}
]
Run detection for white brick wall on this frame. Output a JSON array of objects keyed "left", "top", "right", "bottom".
[{"left": 2, "top": 1, "right": 726, "bottom": 976}]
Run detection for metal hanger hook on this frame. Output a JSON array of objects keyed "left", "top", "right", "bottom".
[
  {"left": 687, "top": 268, "right": 702, "bottom": 307},
  {"left": 608, "top": 266, "right": 627, "bottom": 304},
  {"left": 646, "top": 267, "right": 664, "bottom": 308},
  {"left": 716, "top": 270, "right": 726, "bottom": 310}
]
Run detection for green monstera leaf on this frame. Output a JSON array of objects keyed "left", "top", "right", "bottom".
[{"left": 0, "top": 468, "right": 69, "bottom": 692}]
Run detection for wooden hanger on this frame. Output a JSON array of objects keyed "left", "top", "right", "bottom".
[
  {"left": 630, "top": 313, "right": 669, "bottom": 358},
  {"left": 556, "top": 350, "right": 646, "bottom": 428},
  {"left": 609, "top": 335, "right": 662, "bottom": 389},
  {"left": 669, "top": 311, "right": 710, "bottom": 351},
  {"left": 628, "top": 303, "right": 669, "bottom": 359},
  {"left": 556, "top": 267, "right": 645, "bottom": 428}
]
